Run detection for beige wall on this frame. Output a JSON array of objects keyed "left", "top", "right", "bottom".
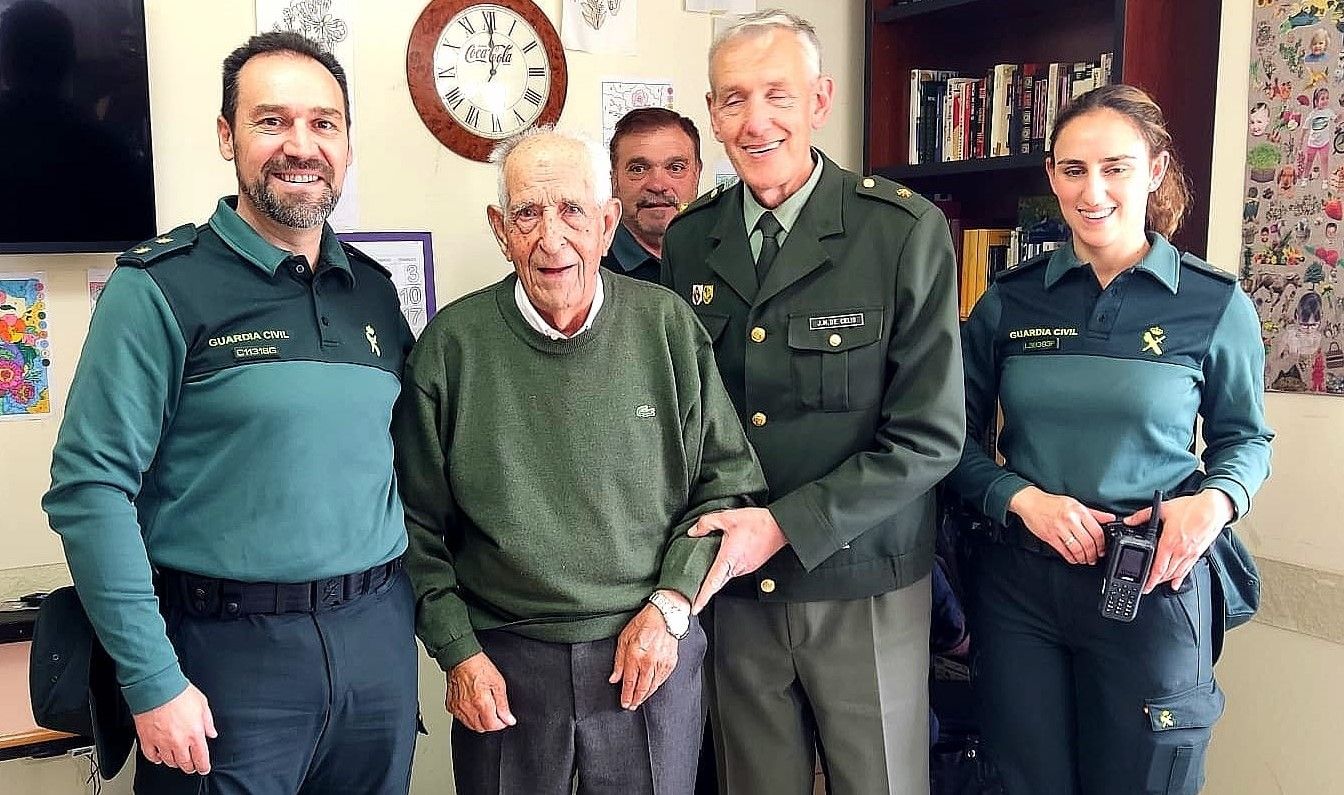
[{"left": 0, "top": 1, "right": 861, "bottom": 792}]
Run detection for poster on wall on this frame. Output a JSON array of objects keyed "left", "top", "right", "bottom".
[
  {"left": 601, "top": 79, "right": 674, "bottom": 148},
  {"left": 88, "top": 268, "right": 111, "bottom": 313},
  {"left": 337, "top": 232, "right": 436, "bottom": 337},
  {"left": 256, "top": 0, "right": 361, "bottom": 231},
  {"left": 0, "top": 273, "right": 52, "bottom": 419},
  {"left": 562, "top": 0, "right": 638, "bottom": 56},
  {"left": 1243, "top": 1, "right": 1344, "bottom": 394}
]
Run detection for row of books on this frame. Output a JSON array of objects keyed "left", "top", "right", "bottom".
[
  {"left": 958, "top": 229, "right": 1068, "bottom": 318},
  {"left": 909, "top": 55, "right": 1113, "bottom": 166}
]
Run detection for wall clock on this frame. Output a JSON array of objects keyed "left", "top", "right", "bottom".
[{"left": 407, "top": 0, "right": 568, "bottom": 162}]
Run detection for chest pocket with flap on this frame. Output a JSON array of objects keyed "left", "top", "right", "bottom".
[{"left": 787, "top": 308, "right": 885, "bottom": 412}]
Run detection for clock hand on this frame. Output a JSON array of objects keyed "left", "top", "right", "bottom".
[{"left": 487, "top": 28, "right": 497, "bottom": 82}]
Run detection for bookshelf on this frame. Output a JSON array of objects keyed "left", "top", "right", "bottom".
[{"left": 864, "top": 0, "right": 1221, "bottom": 257}]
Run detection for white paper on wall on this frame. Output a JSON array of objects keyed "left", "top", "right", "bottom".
[
  {"left": 686, "top": 0, "right": 755, "bottom": 13},
  {"left": 562, "top": 0, "right": 638, "bottom": 56},
  {"left": 601, "top": 79, "right": 675, "bottom": 149}
]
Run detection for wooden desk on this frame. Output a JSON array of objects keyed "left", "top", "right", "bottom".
[{"left": 0, "top": 632, "right": 91, "bottom": 762}]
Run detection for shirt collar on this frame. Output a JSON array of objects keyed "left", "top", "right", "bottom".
[
  {"left": 1043, "top": 231, "right": 1180, "bottom": 294},
  {"left": 513, "top": 272, "right": 606, "bottom": 340},
  {"left": 742, "top": 150, "right": 826, "bottom": 235},
  {"left": 208, "top": 196, "right": 353, "bottom": 281},
  {"left": 608, "top": 223, "right": 659, "bottom": 273}
]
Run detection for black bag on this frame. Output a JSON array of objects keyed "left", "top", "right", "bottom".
[{"left": 28, "top": 586, "right": 136, "bottom": 778}]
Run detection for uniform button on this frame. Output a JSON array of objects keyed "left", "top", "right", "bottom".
[
  {"left": 750, "top": 326, "right": 766, "bottom": 343},
  {"left": 294, "top": 263, "right": 306, "bottom": 274},
  {"left": 760, "top": 578, "right": 776, "bottom": 593},
  {"left": 828, "top": 333, "right": 842, "bottom": 347},
  {"left": 321, "top": 316, "right": 330, "bottom": 326},
  {"left": 224, "top": 601, "right": 240, "bottom": 615},
  {"left": 751, "top": 412, "right": 767, "bottom": 427},
  {"left": 862, "top": 177, "right": 876, "bottom": 188},
  {"left": 193, "top": 588, "right": 206, "bottom": 599}
]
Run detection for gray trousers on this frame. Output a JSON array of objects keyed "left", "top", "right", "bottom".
[
  {"left": 707, "top": 576, "right": 932, "bottom": 795},
  {"left": 451, "top": 620, "right": 707, "bottom": 795}
]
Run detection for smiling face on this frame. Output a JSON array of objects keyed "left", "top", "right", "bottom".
[
  {"left": 218, "top": 52, "right": 349, "bottom": 232},
  {"left": 1047, "top": 108, "right": 1168, "bottom": 267},
  {"left": 611, "top": 127, "right": 701, "bottom": 253},
  {"left": 707, "top": 28, "right": 833, "bottom": 209},
  {"left": 487, "top": 135, "right": 620, "bottom": 335}
]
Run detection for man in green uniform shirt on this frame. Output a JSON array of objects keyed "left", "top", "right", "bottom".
[{"left": 662, "top": 10, "right": 965, "bottom": 794}]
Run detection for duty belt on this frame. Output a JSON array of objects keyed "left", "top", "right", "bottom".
[{"left": 159, "top": 556, "right": 404, "bottom": 619}]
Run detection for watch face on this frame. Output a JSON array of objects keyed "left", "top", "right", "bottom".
[{"left": 434, "top": 4, "right": 550, "bottom": 140}]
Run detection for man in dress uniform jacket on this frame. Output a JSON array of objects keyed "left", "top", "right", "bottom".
[{"left": 661, "top": 9, "right": 966, "bottom": 794}]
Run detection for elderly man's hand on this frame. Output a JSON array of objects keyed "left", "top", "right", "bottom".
[
  {"left": 448, "top": 653, "right": 516, "bottom": 733},
  {"left": 687, "top": 507, "right": 788, "bottom": 614},
  {"left": 609, "top": 602, "right": 681, "bottom": 710}
]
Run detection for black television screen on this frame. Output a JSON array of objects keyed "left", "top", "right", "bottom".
[{"left": 0, "top": 0, "right": 155, "bottom": 253}]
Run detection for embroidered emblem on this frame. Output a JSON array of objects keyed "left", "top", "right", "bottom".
[
  {"left": 1142, "top": 325, "right": 1166, "bottom": 355},
  {"left": 1158, "top": 709, "right": 1175, "bottom": 728},
  {"left": 133, "top": 246, "right": 151, "bottom": 254},
  {"left": 636, "top": 405, "right": 656, "bottom": 419},
  {"left": 896, "top": 187, "right": 913, "bottom": 198},
  {"left": 365, "top": 325, "right": 381, "bottom": 356},
  {"left": 809, "top": 313, "right": 864, "bottom": 330},
  {"left": 691, "top": 284, "right": 715, "bottom": 305},
  {"left": 155, "top": 237, "right": 174, "bottom": 244}
]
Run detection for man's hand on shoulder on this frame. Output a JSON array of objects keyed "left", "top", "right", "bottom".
[
  {"left": 687, "top": 507, "right": 788, "bottom": 614},
  {"left": 134, "top": 683, "right": 216, "bottom": 775},
  {"left": 609, "top": 599, "right": 682, "bottom": 711},
  {"left": 448, "top": 653, "right": 516, "bottom": 733}
]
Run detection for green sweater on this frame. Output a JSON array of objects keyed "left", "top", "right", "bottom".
[{"left": 392, "top": 270, "right": 766, "bottom": 670}]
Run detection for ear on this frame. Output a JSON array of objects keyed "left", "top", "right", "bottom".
[
  {"left": 706, "top": 91, "right": 725, "bottom": 143},
  {"left": 600, "top": 198, "right": 622, "bottom": 250},
  {"left": 1149, "top": 150, "right": 1171, "bottom": 192},
  {"left": 217, "top": 115, "right": 235, "bottom": 161},
  {"left": 1044, "top": 156, "right": 1058, "bottom": 195},
  {"left": 810, "top": 75, "right": 836, "bottom": 130},
  {"left": 486, "top": 205, "right": 512, "bottom": 261}
]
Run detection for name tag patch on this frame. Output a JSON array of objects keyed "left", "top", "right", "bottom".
[
  {"left": 233, "top": 345, "right": 281, "bottom": 360},
  {"left": 1023, "top": 339, "right": 1059, "bottom": 352},
  {"left": 808, "top": 313, "right": 864, "bottom": 330}
]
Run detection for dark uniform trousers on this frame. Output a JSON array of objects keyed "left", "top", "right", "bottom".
[
  {"left": 451, "top": 620, "right": 707, "bottom": 795},
  {"left": 969, "top": 544, "right": 1223, "bottom": 795},
  {"left": 135, "top": 569, "right": 419, "bottom": 795}
]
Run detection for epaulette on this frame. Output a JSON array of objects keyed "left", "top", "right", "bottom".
[
  {"left": 671, "top": 181, "right": 733, "bottom": 224},
  {"left": 341, "top": 241, "right": 392, "bottom": 279},
  {"left": 1180, "top": 252, "right": 1236, "bottom": 284},
  {"left": 993, "top": 251, "right": 1051, "bottom": 282},
  {"left": 854, "top": 174, "right": 933, "bottom": 219},
  {"left": 115, "top": 224, "right": 198, "bottom": 268}
]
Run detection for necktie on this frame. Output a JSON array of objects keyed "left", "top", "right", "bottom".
[{"left": 754, "top": 212, "right": 783, "bottom": 284}]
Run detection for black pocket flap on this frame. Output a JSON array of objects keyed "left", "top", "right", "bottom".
[
  {"left": 1144, "top": 680, "right": 1226, "bottom": 732},
  {"left": 787, "top": 309, "right": 883, "bottom": 352},
  {"left": 694, "top": 311, "right": 730, "bottom": 342}
]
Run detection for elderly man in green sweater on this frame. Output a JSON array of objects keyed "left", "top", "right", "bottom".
[{"left": 391, "top": 127, "right": 766, "bottom": 795}]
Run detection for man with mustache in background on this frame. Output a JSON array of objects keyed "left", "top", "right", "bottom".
[
  {"left": 44, "top": 31, "right": 418, "bottom": 794},
  {"left": 602, "top": 107, "right": 704, "bottom": 284}
]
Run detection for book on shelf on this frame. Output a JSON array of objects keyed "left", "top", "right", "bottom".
[{"left": 907, "top": 54, "right": 1112, "bottom": 166}]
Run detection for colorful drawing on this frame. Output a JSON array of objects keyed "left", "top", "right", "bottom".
[
  {"left": 0, "top": 274, "right": 52, "bottom": 418},
  {"left": 600, "top": 79, "right": 674, "bottom": 148}
]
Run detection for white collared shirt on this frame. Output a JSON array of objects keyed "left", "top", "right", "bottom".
[{"left": 513, "top": 275, "right": 605, "bottom": 340}]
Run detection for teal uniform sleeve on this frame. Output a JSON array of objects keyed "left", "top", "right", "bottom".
[
  {"left": 1197, "top": 289, "right": 1274, "bottom": 518},
  {"left": 391, "top": 360, "right": 481, "bottom": 671},
  {"left": 658, "top": 324, "right": 768, "bottom": 601},
  {"left": 945, "top": 286, "right": 1033, "bottom": 524},
  {"left": 768, "top": 208, "right": 968, "bottom": 568},
  {"left": 43, "top": 266, "right": 190, "bottom": 715}
]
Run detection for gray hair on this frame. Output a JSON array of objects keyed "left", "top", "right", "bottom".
[
  {"left": 709, "top": 8, "right": 822, "bottom": 83},
  {"left": 489, "top": 126, "right": 612, "bottom": 210}
]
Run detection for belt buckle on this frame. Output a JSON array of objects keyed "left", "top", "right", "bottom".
[{"left": 316, "top": 576, "right": 345, "bottom": 609}]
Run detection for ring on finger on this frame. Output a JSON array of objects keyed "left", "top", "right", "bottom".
[{"left": 1064, "top": 536, "right": 1079, "bottom": 547}]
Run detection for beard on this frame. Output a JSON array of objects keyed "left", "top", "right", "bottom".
[{"left": 239, "top": 157, "right": 339, "bottom": 229}]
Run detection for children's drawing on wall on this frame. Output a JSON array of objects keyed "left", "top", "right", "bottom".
[
  {"left": 1243, "top": 1, "right": 1344, "bottom": 393},
  {"left": 0, "top": 273, "right": 52, "bottom": 418}
]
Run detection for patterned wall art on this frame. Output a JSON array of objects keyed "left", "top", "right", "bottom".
[
  {"left": 1243, "top": 1, "right": 1344, "bottom": 394},
  {"left": 0, "top": 273, "right": 52, "bottom": 419}
]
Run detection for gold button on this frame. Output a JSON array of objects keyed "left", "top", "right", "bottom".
[
  {"left": 750, "top": 326, "right": 766, "bottom": 343},
  {"left": 828, "top": 333, "right": 842, "bottom": 347},
  {"left": 862, "top": 177, "right": 875, "bottom": 188},
  {"left": 751, "top": 412, "right": 767, "bottom": 427},
  {"left": 760, "top": 578, "right": 776, "bottom": 593}
]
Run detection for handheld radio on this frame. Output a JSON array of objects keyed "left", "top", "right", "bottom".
[{"left": 1098, "top": 490, "right": 1163, "bottom": 622}]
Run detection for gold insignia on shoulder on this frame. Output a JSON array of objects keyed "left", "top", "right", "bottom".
[
  {"left": 155, "top": 237, "right": 174, "bottom": 244},
  {"left": 896, "top": 187, "right": 913, "bottom": 198},
  {"left": 677, "top": 202, "right": 689, "bottom": 213},
  {"left": 862, "top": 177, "right": 876, "bottom": 188},
  {"left": 134, "top": 246, "right": 152, "bottom": 254},
  {"left": 1142, "top": 325, "right": 1166, "bottom": 355}
]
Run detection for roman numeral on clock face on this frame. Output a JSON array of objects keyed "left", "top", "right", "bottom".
[
  {"left": 523, "top": 88, "right": 543, "bottom": 106},
  {"left": 483, "top": 10, "right": 496, "bottom": 33},
  {"left": 457, "top": 16, "right": 475, "bottom": 34},
  {"left": 444, "top": 87, "right": 463, "bottom": 110},
  {"left": 465, "top": 105, "right": 481, "bottom": 128},
  {"left": 528, "top": 67, "right": 546, "bottom": 78},
  {"left": 522, "top": 40, "right": 538, "bottom": 54}
]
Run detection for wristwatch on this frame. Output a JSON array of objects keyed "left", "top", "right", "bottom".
[{"left": 647, "top": 590, "right": 691, "bottom": 640}]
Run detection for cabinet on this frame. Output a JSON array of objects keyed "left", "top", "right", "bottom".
[{"left": 863, "top": 0, "right": 1222, "bottom": 257}]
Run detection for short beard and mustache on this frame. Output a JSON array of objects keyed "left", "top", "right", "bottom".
[{"left": 240, "top": 156, "right": 339, "bottom": 229}]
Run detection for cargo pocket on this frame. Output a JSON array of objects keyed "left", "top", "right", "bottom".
[
  {"left": 1143, "top": 680, "right": 1225, "bottom": 795},
  {"left": 787, "top": 309, "right": 884, "bottom": 411}
]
